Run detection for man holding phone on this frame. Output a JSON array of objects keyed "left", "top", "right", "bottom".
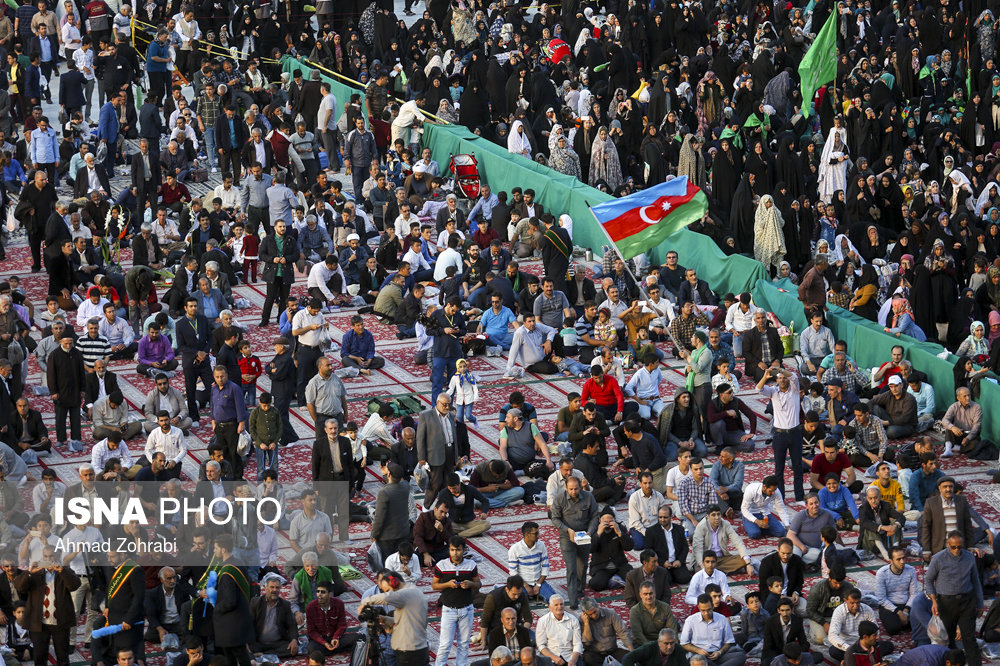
[{"left": 431, "top": 536, "right": 481, "bottom": 666}]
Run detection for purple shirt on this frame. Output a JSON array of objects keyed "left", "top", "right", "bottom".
[{"left": 137, "top": 334, "right": 175, "bottom": 366}]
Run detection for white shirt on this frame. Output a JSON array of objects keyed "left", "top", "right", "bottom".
[
  {"left": 318, "top": 93, "right": 338, "bottom": 131},
  {"left": 383, "top": 552, "right": 421, "bottom": 584},
  {"left": 433, "top": 247, "right": 464, "bottom": 282},
  {"left": 685, "top": 568, "right": 732, "bottom": 605},
  {"left": 213, "top": 184, "right": 240, "bottom": 210},
  {"left": 394, "top": 213, "right": 417, "bottom": 239},
  {"left": 76, "top": 297, "right": 109, "bottom": 328},
  {"left": 153, "top": 219, "right": 180, "bottom": 245},
  {"left": 628, "top": 488, "right": 666, "bottom": 533},
  {"left": 292, "top": 308, "right": 325, "bottom": 347},
  {"left": 401, "top": 248, "right": 430, "bottom": 272},
  {"left": 436, "top": 228, "right": 466, "bottom": 251},
  {"left": 392, "top": 100, "right": 423, "bottom": 130},
  {"left": 725, "top": 302, "right": 758, "bottom": 333},
  {"left": 91, "top": 437, "right": 134, "bottom": 470},
  {"left": 761, "top": 374, "right": 801, "bottom": 429},
  {"left": 535, "top": 611, "right": 582, "bottom": 661},
  {"left": 73, "top": 47, "right": 94, "bottom": 80},
  {"left": 740, "top": 481, "right": 789, "bottom": 526},
  {"left": 306, "top": 262, "right": 343, "bottom": 302},
  {"left": 144, "top": 425, "right": 187, "bottom": 465},
  {"left": 61, "top": 22, "right": 81, "bottom": 50}
]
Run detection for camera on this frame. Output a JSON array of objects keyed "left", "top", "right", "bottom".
[
  {"left": 358, "top": 605, "right": 388, "bottom": 624},
  {"left": 418, "top": 312, "right": 440, "bottom": 333}
]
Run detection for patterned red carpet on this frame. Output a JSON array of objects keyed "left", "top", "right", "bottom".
[{"left": 2, "top": 233, "right": 997, "bottom": 666}]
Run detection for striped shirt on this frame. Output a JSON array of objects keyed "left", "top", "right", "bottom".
[
  {"left": 433, "top": 557, "right": 478, "bottom": 608},
  {"left": 507, "top": 539, "right": 549, "bottom": 586},
  {"left": 76, "top": 333, "right": 110, "bottom": 369}
]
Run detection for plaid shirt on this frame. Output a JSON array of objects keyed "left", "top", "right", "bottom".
[
  {"left": 848, "top": 416, "right": 888, "bottom": 459},
  {"left": 823, "top": 364, "right": 869, "bottom": 394},
  {"left": 670, "top": 312, "right": 710, "bottom": 349},
  {"left": 196, "top": 92, "right": 222, "bottom": 128},
  {"left": 677, "top": 474, "right": 716, "bottom": 517}
]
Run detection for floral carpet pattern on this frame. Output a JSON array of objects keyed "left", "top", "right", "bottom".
[{"left": 3, "top": 224, "right": 998, "bottom": 665}]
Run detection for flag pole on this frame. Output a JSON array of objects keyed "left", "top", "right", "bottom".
[{"left": 587, "top": 204, "right": 687, "bottom": 355}]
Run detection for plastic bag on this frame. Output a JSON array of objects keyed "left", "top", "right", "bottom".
[
  {"left": 366, "top": 540, "right": 383, "bottom": 571},
  {"left": 236, "top": 430, "right": 252, "bottom": 456},
  {"left": 928, "top": 615, "right": 949, "bottom": 645},
  {"left": 5, "top": 207, "right": 17, "bottom": 233}
]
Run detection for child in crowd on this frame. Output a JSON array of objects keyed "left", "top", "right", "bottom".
[
  {"left": 735, "top": 590, "right": 769, "bottom": 653},
  {"left": 447, "top": 358, "right": 479, "bottom": 427},
  {"left": 711, "top": 358, "right": 738, "bottom": 393},
  {"left": 5, "top": 601, "right": 31, "bottom": 661},
  {"left": 761, "top": 576, "right": 784, "bottom": 615},
  {"left": 631, "top": 325, "right": 662, "bottom": 361},
  {"left": 828, "top": 281, "right": 851, "bottom": 309},
  {"left": 802, "top": 381, "right": 827, "bottom": 420},
  {"left": 560, "top": 316, "right": 579, "bottom": 356},
  {"left": 238, "top": 340, "right": 262, "bottom": 407},
  {"left": 343, "top": 421, "right": 370, "bottom": 495},
  {"left": 819, "top": 524, "right": 859, "bottom": 577},
  {"left": 819, "top": 473, "right": 860, "bottom": 529},
  {"left": 594, "top": 307, "right": 618, "bottom": 348}
]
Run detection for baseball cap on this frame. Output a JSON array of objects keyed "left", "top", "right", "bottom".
[{"left": 888, "top": 375, "right": 903, "bottom": 386}]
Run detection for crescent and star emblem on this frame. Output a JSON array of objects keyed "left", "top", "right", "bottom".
[{"left": 639, "top": 197, "right": 673, "bottom": 225}]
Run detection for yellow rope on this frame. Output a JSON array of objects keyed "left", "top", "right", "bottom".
[
  {"left": 130, "top": 16, "right": 281, "bottom": 63},
  {"left": 301, "top": 58, "right": 452, "bottom": 125}
]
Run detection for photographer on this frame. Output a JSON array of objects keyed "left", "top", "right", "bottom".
[{"left": 357, "top": 569, "right": 430, "bottom": 666}]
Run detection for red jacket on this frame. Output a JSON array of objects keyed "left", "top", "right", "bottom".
[
  {"left": 306, "top": 598, "right": 347, "bottom": 645},
  {"left": 581, "top": 376, "right": 624, "bottom": 411},
  {"left": 238, "top": 355, "right": 262, "bottom": 386}
]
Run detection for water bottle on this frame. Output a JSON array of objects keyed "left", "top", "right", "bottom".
[{"left": 684, "top": 526, "right": 690, "bottom": 540}]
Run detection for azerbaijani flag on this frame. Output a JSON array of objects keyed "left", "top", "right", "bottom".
[{"left": 590, "top": 176, "right": 708, "bottom": 260}]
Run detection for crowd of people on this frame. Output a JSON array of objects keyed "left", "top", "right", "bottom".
[{"left": 0, "top": 0, "right": 993, "bottom": 664}]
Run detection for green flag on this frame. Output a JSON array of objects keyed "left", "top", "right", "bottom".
[{"left": 799, "top": 10, "right": 838, "bottom": 118}]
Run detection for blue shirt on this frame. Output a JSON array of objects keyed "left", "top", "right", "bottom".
[
  {"left": 146, "top": 39, "right": 168, "bottom": 72},
  {"left": 480, "top": 306, "right": 516, "bottom": 340},
  {"left": 895, "top": 644, "right": 949, "bottom": 666},
  {"left": 29, "top": 127, "right": 58, "bottom": 164},
  {"left": 818, "top": 485, "right": 859, "bottom": 520},
  {"left": 210, "top": 380, "right": 248, "bottom": 423},
  {"left": 278, "top": 307, "right": 303, "bottom": 337},
  {"left": 38, "top": 37, "right": 51, "bottom": 62},
  {"left": 201, "top": 292, "right": 220, "bottom": 321},
  {"left": 341, "top": 328, "right": 375, "bottom": 361},
  {"left": 228, "top": 117, "right": 236, "bottom": 149},
  {"left": 909, "top": 468, "right": 945, "bottom": 511}
]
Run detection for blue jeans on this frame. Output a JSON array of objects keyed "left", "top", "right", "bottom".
[
  {"left": 558, "top": 357, "right": 590, "bottom": 376},
  {"left": 555, "top": 430, "right": 570, "bottom": 442},
  {"left": 742, "top": 513, "right": 787, "bottom": 538},
  {"left": 242, "top": 384, "right": 256, "bottom": 407},
  {"left": 456, "top": 403, "right": 477, "bottom": 425},
  {"left": 435, "top": 604, "right": 473, "bottom": 666},
  {"left": 664, "top": 438, "right": 708, "bottom": 461},
  {"left": 256, "top": 446, "right": 278, "bottom": 477},
  {"left": 487, "top": 331, "right": 514, "bottom": 350},
  {"left": 482, "top": 486, "right": 525, "bottom": 508},
  {"left": 633, "top": 397, "right": 665, "bottom": 420},
  {"left": 431, "top": 356, "right": 456, "bottom": 404},
  {"left": 733, "top": 334, "right": 744, "bottom": 358},
  {"left": 629, "top": 528, "right": 646, "bottom": 550},
  {"left": 203, "top": 127, "right": 217, "bottom": 169},
  {"left": 398, "top": 324, "right": 416, "bottom": 338}
]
